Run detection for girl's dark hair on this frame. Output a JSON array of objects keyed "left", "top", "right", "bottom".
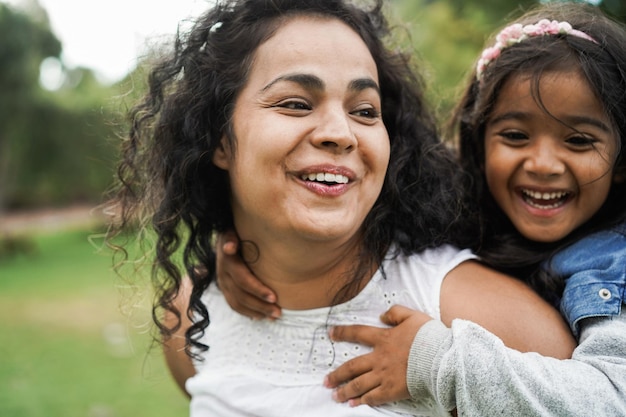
[
  {"left": 107, "top": 0, "right": 476, "bottom": 355},
  {"left": 453, "top": 2, "right": 626, "bottom": 302}
]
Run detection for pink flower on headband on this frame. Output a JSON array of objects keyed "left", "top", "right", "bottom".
[
  {"left": 476, "top": 19, "right": 597, "bottom": 79},
  {"left": 523, "top": 19, "right": 572, "bottom": 37},
  {"left": 481, "top": 46, "right": 501, "bottom": 62},
  {"left": 496, "top": 23, "right": 524, "bottom": 45}
]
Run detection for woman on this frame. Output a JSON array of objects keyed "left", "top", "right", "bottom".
[{"left": 106, "top": 0, "right": 574, "bottom": 415}]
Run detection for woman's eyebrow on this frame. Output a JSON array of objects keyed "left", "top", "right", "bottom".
[
  {"left": 349, "top": 78, "right": 380, "bottom": 96},
  {"left": 262, "top": 74, "right": 380, "bottom": 96},
  {"left": 262, "top": 73, "right": 325, "bottom": 92}
]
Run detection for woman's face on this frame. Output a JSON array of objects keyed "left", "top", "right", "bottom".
[
  {"left": 484, "top": 71, "right": 618, "bottom": 242},
  {"left": 213, "top": 16, "right": 390, "bottom": 247}
]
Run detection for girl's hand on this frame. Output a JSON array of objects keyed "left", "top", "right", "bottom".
[
  {"left": 325, "top": 305, "right": 433, "bottom": 406},
  {"left": 216, "top": 230, "right": 281, "bottom": 319}
]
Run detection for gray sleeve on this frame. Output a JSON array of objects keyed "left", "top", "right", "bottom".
[{"left": 407, "top": 307, "right": 626, "bottom": 416}]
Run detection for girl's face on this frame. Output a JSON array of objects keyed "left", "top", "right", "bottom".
[
  {"left": 484, "top": 71, "right": 618, "bottom": 242},
  {"left": 213, "top": 16, "right": 389, "bottom": 248}
]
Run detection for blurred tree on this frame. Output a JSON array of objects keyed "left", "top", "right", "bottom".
[
  {"left": 7, "top": 67, "right": 122, "bottom": 208},
  {"left": 0, "top": 2, "right": 124, "bottom": 211},
  {"left": 0, "top": 1, "right": 61, "bottom": 212}
]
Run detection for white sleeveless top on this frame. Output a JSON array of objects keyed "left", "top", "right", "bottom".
[{"left": 187, "top": 245, "right": 475, "bottom": 417}]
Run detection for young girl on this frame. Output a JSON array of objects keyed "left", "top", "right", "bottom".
[{"left": 218, "top": 2, "right": 626, "bottom": 415}]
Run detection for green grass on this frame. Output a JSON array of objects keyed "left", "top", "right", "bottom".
[{"left": 0, "top": 227, "right": 189, "bottom": 417}]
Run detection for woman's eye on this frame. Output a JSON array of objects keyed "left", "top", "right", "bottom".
[
  {"left": 276, "top": 100, "right": 311, "bottom": 111},
  {"left": 351, "top": 107, "right": 380, "bottom": 119}
]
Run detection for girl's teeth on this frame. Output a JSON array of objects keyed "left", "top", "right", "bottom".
[
  {"left": 521, "top": 189, "right": 570, "bottom": 210},
  {"left": 522, "top": 189, "right": 567, "bottom": 200},
  {"left": 526, "top": 200, "right": 564, "bottom": 210}
]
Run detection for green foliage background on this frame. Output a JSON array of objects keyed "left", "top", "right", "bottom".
[
  {"left": 0, "top": 2, "right": 140, "bottom": 212},
  {"left": 0, "top": 0, "right": 624, "bottom": 212}
]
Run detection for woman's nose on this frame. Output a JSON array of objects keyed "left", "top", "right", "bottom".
[{"left": 310, "top": 107, "right": 357, "bottom": 153}]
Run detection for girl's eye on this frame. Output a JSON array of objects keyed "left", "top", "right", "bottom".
[
  {"left": 566, "top": 135, "right": 596, "bottom": 147},
  {"left": 499, "top": 130, "right": 528, "bottom": 141}
]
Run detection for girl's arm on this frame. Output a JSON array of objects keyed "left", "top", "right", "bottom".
[
  {"left": 410, "top": 307, "right": 626, "bottom": 416},
  {"left": 162, "top": 275, "right": 196, "bottom": 397},
  {"left": 326, "top": 260, "right": 577, "bottom": 405}
]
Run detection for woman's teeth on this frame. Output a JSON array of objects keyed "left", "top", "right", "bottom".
[{"left": 301, "top": 173, "right": 349, "bottom": 184}]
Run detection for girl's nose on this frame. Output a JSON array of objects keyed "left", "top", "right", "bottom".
[{"left": 523, "top": 141, "right": 566, "bottom": 177}]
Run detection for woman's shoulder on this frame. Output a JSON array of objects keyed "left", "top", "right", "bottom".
[
  {"left": 373, "top": 245, "right": 477, "bottom": 319},
  {"left": 382, "top": 245, "right": 477, "bottom": 289},
  {"left": 386, "top": 244, "right": 476, "bottom": 272}
]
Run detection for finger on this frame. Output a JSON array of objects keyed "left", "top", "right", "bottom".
[
  {"left": 380, "top": 304, "right": 415, "bottom": 326},
  {"left": 220, "top": 233, "right": 239, "bottom": 256},
  {"left": 235, "top": 265, "right": 278, "bottom": 304},
  {"left": 217, "top": 230, "right": 240, "bottom": 254},
  {"left": 331, "top": 373, "right": 381, "bottom": 403},
  {"left": 219, "top": 244, "right": 277, "bottom": 304},
  {"left": 222, "top": 240, "right": 238, "bottom": 256},
  {"left": 216, "top": 264, "right": 280, "bottom": 319},
  {"left": 237, "top": 290, "right": 282, "bottom": 319},
  {"left": 329, "top": 325, "right": 385, "bottom": 345},
  {"left": 215, "top": 237, "right": 279, "bottom": 306},
  {"left": 226, "top": 302, "right": 268, "bottom": 321},
  {"left": 219, "top": 275, "right": 281, "bottom": 319},
  {"left": 349, "top": 386, "right": 398, "bottom": 408},
  {"left": 324, "top": 355, "right": 373, "bottom": 389}
]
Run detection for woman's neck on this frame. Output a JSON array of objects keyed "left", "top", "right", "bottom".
[{"left": 240, "top": 235, "right": 372, "bottom": 310}]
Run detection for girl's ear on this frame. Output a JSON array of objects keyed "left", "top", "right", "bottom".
[
  {"left": 212, "top": 135, "right": 231, "bottom": 170},
  {"left": 613, "top": 166, "right": 626, "bottom": 184}
]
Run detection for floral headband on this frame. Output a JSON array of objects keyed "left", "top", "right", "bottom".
[{"left": 476, "top": 19, "right": 597, "bottom": 79}]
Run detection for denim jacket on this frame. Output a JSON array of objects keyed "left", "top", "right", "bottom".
[{"left": 549, "top": 222, "right": 626, "bottom": 337}]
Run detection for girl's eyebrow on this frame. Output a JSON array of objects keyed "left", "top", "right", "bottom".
[
  {"left": 563, "top": 115, "right": 612, "bottom": 133},
  {"left": 489, "top": 112, "right": 612, "bottom": 133},
  {"left": 262, "top": 73, "right": 381, "bottom": 96},
  {"left": 488, "top": 111, "right": 528, "bottom": 125}
]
